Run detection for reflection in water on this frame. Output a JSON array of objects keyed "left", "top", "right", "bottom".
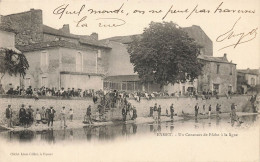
[
  {"left": 216, "top": 118, "right": 220, "bottom": 126},
  {"left": 150, "top": 125, "right": 153, "bottom": 132},
  {"left": 0, "top": 115, "right": 258, "bottom": 143},
  {"left": 170, "top": 126, "right": 174, "bottom": 132},
  {"left": 132, "top": 124, "right": 137, "bottom": 134}
]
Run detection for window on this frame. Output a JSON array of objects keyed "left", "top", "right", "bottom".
[
  {"left": 76, "top": 52, "right": 83, "bottom": 72},
  {"left": 251, "top": 78, "right": 256, "bottom": 86},
  {"left": 41, "top": 77, "right": 47, "bottom": 87},
  {"left": 217, "top": 64, "right": 220, "bottom": 74},
  {"left": 97, "top": 50, "right": 101, "bottom": 58},
  {"left": 40, "top": 51, "right": 48, "bottom": 66},
  {"left": 230, "top": 66, "right": 233, "bottom": 75}
]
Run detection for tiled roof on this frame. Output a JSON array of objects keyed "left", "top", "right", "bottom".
[
  {"left": 16, "top": 40, "right": 98, "bottom": 52},
  {"left": 43, "top": 25, "right": 110, "bottom": 48},
  {"left": 43, "top": 25, "right": 78, "bottom": 39},
  {"left": 198, "top": 55, "right": 235, "bottom": 64},
  {"left": 237, "top": 69, "right": 259, "bottom": 75},
  {"left": 103, "top": 35, "right": 142, "bottom": 44},
  {"left": 102, "top": 25, "right": 210, "bottom": 44}
]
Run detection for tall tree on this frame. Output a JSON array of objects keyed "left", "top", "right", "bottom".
[
  {"left": 0, "top": 48, "right": 29, "bottom": 83},
  {"left": 127, "top": 21, "right": 203, "bottom": 87}
]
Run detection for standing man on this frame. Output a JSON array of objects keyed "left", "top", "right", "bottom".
[
  {"left": 87, "top": 105, "right": 93, "bottom": 124},
  {"left": 158, "top": 105, "right": 162, "bottom": 121},
  {"left": 27, "top": 105, "right": 34, "bottom": 125},
  {"left": 5, "top": 105, "right": 13, "bottom": 128},
  {"left": 149, "top": 106, "right": 153, "bottom": 117},
  {"left": 132, "top": 107, "right": 137, "bottom": 120},
  {"left": 122, "top": 105, "right": 127, "bottom": 121},
  {"left": 48, "top": 106, "right": 56, "bottom": 127},
  {"left": 19, "top": 104, "right": 26, "bottom": 126},
  {"left": 153, "top": 103, "right": 158, "bottom": 121},
  {"left": 208, "top": 105, "right": 212, "bottom": 117},
  {"left": 195, "top": 103, "right": 199, "bottom": 119},
  {"left": 170, "top": 104, "right": 174, "bottom": 119},
  {"left": 60, "top": 106, "right": 67, "bottom": 127},
  {"left": 41, "top": 106, "right": 46, "bottom": 121}
]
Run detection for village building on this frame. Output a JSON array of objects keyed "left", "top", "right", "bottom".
[
  {"left": 103, "top": 25, "right": 237, "bottom": 95},
  {"left": 237, "top": 68, "right": 260, "bottom": 94},
  {"left": 1, "top": 9, "right": 111, "bottom": 91},
  {"left": 1, "top": 9, "right": 237, "bottom": 95},
  {"left": 0, "top": 23, "right": 21, "bottom": 92}
]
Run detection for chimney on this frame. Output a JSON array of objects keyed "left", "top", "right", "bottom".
[
  {"left": 224, "top": 53, "right": 227, "bottom": 58},
  {"left": 60, "top": 24, "right": 70, "bottom": 34},
  {"left": 91, "top": 32, "right": 98, "bottom": 40}
]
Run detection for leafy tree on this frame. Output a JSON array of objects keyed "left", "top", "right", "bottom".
[
  {"left": 127, "top": 21, "right": 204, "bottom": 87},
  {"left": 0, "top": 48, "right": 29, "bottom": 83}
]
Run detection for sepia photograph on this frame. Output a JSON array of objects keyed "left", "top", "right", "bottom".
[{"left": 0, "top": 0, "right": 259, "bottom": 161}]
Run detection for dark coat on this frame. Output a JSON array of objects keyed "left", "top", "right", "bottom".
[
  {"left": 122, "top": 108, "right": 126, "bottom": 115},
  {"left": 6, "top": 107, "right": 12, "bottom": 119},
  {"left": 48, "top": 108, "right": 56, "bottom": 118},
  {"left": 87, "top": 107, "right": 91, "bottom": 116},
  {"left": 19, "top": 108, "right": 26, "bottom": 118},
  {"left": 170, "top": 106, "right": 174, "bottom": 113}
]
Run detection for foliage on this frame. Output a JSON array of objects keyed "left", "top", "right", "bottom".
[
  {"left": 127, "top": 21, "right": 203, "bottom": 87},
  {"left": 0, "top": 48, "right": 29, "bottom": 82}
]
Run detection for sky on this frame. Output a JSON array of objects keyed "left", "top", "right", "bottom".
[{"left": 0, "top": 0, "right": 259, "bottom": 69}]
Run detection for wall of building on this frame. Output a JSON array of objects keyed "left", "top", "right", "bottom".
[
  {"left": 2, "top": 9, "right": 43, "bottom": 45},
  {"left": 198, "top": 61, "right": 237, "bottom": 94},
  {"left": 106, "top": 41, "right": 136, "bottom": 76},
  {"left": 97, "top": 48, "right": 109, "bottom": 75},
  {"left": 60, "top": 47, "right": 98, "bottom": 73},
  {"left": 22, "top": 48, "right": 60, "bottom": 88},
  {"left": 164, "top": 80, "right": 198, "bottom": 95},
  {"left": 0, "top": 30, "right": 21, "bottom": 90},
  {"left": 60, "top": 74, "right": 103, "bottom": 90},
  {"left": 0, "top": 30, "right": 15, "bottom": 48},
  {"left": 0, "top": 74, "right": 20, "bottom": 92},
  {"left": 245, "top": 74, "right": 258, "bottom": 86},
  {"left": 183, "top": 25, "right": 213, "bottom": 56}
]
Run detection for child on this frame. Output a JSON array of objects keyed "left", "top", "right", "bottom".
[
  {"left": 35, "top": 108, "right": 41, "bottom": 125},
  {"left": 69, "top": 108, "right": 73, "bottom": 122}
]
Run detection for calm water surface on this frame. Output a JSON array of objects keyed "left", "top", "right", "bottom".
[{"left": 0, "top": 114, "right": 258, "bottom": 144}]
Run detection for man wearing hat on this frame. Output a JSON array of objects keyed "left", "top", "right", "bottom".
[
  {"left": 170, "top": 104, "right": 174, "bottom": 119},
  {"left": 19, "top": 104, "right": 26, "bottom": 126},
  {"left": 60, "top": 106, "right": 67, "bottom": 127},
  {"left": 48, "top": 106, "right": 56, "bottom": 127},
  {"left": 27, "top": 105, "right": 34, "bottom": 125},
  {"left": 5, "top": 104, "right": 13, "bottom": 128}
]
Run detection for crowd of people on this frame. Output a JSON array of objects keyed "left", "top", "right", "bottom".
[
  {"left": 0, "top": 84, "right": 99, "bottom": 98},
  {"left": 5, "top": 104, "right": 76, "bottom": 128},
  {"left": 0, "top": 83, "right": 235, "bottom": 101}
]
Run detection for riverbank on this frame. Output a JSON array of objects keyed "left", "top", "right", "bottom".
[
  {"left": 0, "top": 116, "right": 184, "bottom": 131},
  {"left": 1, "top": 112, "right": 258, "bottom": 132},
  {"left": 0, "top": 95, "right": 256, "bottom": 125}
]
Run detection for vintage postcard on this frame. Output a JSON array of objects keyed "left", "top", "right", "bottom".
[{"left": 0, "top": 0, "right": 259, "bottom": 161}]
